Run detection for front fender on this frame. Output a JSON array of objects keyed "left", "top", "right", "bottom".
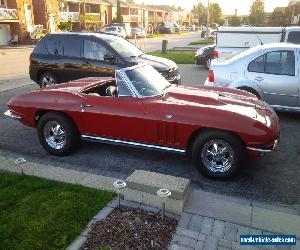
[{"left": 229, "top": 80, "right": 264, "bottom": 99}]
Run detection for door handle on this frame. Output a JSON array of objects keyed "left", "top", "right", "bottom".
[
  {"left": 255, "top": 77, "right": 264, "bottom": 82},
  {"left": 81, "top": 104, "right": 93, "bottom": 108}
]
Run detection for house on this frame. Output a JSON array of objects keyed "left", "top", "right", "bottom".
[
  {"left": 0, "top": 0, "right": 35, "bottom": 45},
  {"left": 32, "top": 0, "right": 59, "bottom": 33}
]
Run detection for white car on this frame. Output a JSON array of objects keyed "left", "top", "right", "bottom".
[
  {"left": 205, "top": 43, "right": 300, "bottom": 111},
  {"left": 104, "top": 26, "right": 126, "bottom": 38}
]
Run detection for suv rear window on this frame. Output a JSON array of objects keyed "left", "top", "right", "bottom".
[
  {"left": 45, "top": 37, "right": 63, "bottom": 56},
  {"left": 62, "top": 38, "right": 81, "bottom": 58}
]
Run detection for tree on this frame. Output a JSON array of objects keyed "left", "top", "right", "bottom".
[
  {"left": 112, "top": 0, "right": 123, "bottom": 23},
  {"left": 191, "top": 1, "right": 206, "bottom": 25},
  {"left": 191, "top": 1, "right": 223, "bottom": 26},
  {"left": 209, "top": 3, "right": 223, "bottom": 26},
  {"left": 229, "top": 9, "right": 241, "bottom": 26},
  {"left": 249, "top": 0, "right": 265, "bottom": 26}
]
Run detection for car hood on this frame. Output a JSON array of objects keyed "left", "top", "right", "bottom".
[
  {"left": 165, "top": 85, "right": 272, "bottom": 118},
  {"left": 125, "top": 54, "right": 177, "bottom": 72}
]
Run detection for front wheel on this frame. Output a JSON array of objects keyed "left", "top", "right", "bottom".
[
  {"left": 192, "top": 130, "right": 245, "bottom": 178},
  {"left": 39, "top": 72, "right": 57, "bottom": 88},
  {"left": 37, "top": 112, "right": 80, "bottom": 156}
]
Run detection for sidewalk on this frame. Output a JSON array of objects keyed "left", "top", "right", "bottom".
[{"left": 0, "top": 153, "right": 299, "bottom": 250}]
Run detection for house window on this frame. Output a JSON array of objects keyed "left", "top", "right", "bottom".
[
  {"left": 85, "top": 4, "right": 91, "bottom": 13},
  {"left": 0, "top": 0, "right": 7, "bottom": 8}
]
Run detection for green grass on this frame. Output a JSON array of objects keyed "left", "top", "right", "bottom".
[
  {"left": 0, "top": 173, "right": 115, "bottom": 250},
  {"left": 146, "top": 33, "right": 165, "bottom": 38},
  {"left": 148, "top": 50, "right": 195, "bottom": 64},
  {"left": 188, "top": 39, "right": 214, "bottom": 45}
]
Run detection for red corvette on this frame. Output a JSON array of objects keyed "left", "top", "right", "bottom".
[{"left": 5, "top": 64, "right": 279, "bottom": 178}]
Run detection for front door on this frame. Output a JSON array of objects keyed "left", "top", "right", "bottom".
[
  {"left": 81, "top": 38, "right": 117, "bottom": 78},
  {"left": 245, "top": 49, "right": 299, "bottom": 108}
]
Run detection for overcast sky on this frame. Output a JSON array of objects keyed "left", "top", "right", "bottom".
[{"left": 136, "top": 0, "right": 290, "bottom": 15}]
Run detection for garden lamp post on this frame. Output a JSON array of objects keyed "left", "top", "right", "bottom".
[
  {"left": 157, "top": 188, "right": 171, "bottom": 220},
  {"left": 113, "top": 180, "right": 126, "bottom": 209}
]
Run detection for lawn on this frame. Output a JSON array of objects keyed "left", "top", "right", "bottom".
[
  {"left": 188, "top": 39, "right": 214, "bottom": 45},
  {"left": 148, "top": 50, "right": 194, "bottom": 64},
  {"left": 0, "top": 173, "right": 115, "bottom": 250}
]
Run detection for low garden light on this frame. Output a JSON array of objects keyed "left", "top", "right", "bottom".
[
  {"left": 157, "top": 188, "right": 171, "bottom": 220},
  {"left": 113, "top": 180, "right": 126, "bottom": 209}
]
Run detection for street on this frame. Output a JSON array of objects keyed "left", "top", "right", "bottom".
[{"left": 0, "top": 33, "right": 299, "bottom": 209}]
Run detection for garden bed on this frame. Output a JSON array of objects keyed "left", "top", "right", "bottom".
[{"left": 81, "top": 205, "right": 177, "bottom": 250}]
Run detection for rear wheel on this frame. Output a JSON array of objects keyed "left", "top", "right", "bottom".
[
  {"left": 192, "top": 130, "right": 244, "bottom": 178},
  {"left": 39, "top": 72, "right": 57, "bottom": 88},
  {"left": 238, "top": 87, "right": 260, "bottom": 99},
  {"left": 37, "top": 112, "right": 80, "bottom": 156}
]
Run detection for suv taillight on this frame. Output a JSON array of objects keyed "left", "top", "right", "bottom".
[
  {"left": 29, "top": 53, "right": 32, "bottom": 64},
  {"left": 208, "top": 70, "right": 215, "bottom": 83},
  {"left": 213, "top": 50, "right": 218, "bottom": 58}
]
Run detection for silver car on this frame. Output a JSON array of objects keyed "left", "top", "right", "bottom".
[{"left": 205, "top": 43, "right": 300, "bottom": 111}]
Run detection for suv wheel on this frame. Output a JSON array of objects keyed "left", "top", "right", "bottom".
[
  {"left": 37, "top": 112, "right": 80, "bottom": 156},
  {"left": 192, "top": 130, "right": 244, "bottom": 178},
  {"left": 39, "top": 72, "right": 57, "bottom": 88}
]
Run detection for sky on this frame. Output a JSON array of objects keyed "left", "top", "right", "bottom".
[{"left": 136, "top": 0, "right": 290, "bottom": 15}]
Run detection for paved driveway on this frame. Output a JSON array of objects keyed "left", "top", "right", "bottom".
[{"left": 0, "top": 80, "right": 299, "bottom": 208}]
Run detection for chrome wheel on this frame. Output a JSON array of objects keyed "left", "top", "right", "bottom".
[
  {"left": 201, "top": 139, "right": 234, "bottom": 173},
  {"left": 43, "top": 121, "right": 66, "bottom": 150},
  {"left": 41, "top": 75, "right": 56, "bottom": 87}
]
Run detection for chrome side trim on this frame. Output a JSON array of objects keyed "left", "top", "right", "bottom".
[
  {"left": 81, "top": 135, "right": 186, "bottom": 154},
  {"left": 4, "top": 110, "right": 21, "bottom": 120},
  {"left": 271, "top": 105, "right": 300, "bottom": 111}
]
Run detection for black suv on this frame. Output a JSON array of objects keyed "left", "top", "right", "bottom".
[{"left": 29, "top": 32, "right": 181, "bottom": 87}]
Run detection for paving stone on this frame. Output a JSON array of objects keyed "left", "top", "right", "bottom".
[
  {"left": 204, "top": 236, "right": 219, "bottom": 250},
  {"left": 224, "top": 223, "right": 238, "bottom": 241},
  {"left": 178, "top": 212, "right": 192, "bottom": 229},
  {"left": 237, "top": 225, "right": 250, "bottom": 241},
  {"left": 66, "top": 235, "right": 87, "bottom": 250},
  {"left": 212, "top": 220, "right": 226, "bottom": 239},
  {"left": 201, "top": 217, "right": 214, "bottom": 235},
  {"left": 198, "top": 233, "right": 208, "bottom": 242},
  {"left": 93, "top": 206, "right": 114, "bottom": 221},
  {"left": 217, "top": 247, "right": 231, "bottom": 250},
  {"left": 249, "top": 228, "right": 263, "bottom": 235},
  {"left": 172, "top": 234, "right": 197, "bottom": 249},
  {"left": 196, "top": 240, "right": 205, "bottom": 250},
  {"left": 189, "top": 214, "right": 203, "bottom": 232},
  {"left": 169, "top": 244, "right": 194, "bottom": 250},
  {"left": 80, "top": 219, "right": 96, "bottom": 237},
  {"left": 218, "top": 239, "right": 232, "bottom": 248},
  {"left": 176, "top": 227, "right": 199, "bottom": 240}
]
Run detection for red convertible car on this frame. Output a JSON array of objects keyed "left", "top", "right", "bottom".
[{"left": 5, "top": 64, "right": 280, "bottom": 178}]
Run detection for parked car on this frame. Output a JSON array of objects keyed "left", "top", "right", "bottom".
[
  {"left": 195, "top": 45, "right": 216, "bottom": 68},
  {"left": 29, "top": 32, "right": 181, "bottom": 87},
  {"left": 215, "top": 26, "right": 300, "bottom": 61},
  {"left": 205, "top": 43, "right": 300, "bottom": 111},
  {"left": 104, "top": 23, "right": 131, "bottom": 38},
  {"left": 104, "top": 26, "right": 126, "bottom": 38},
  {"left": 7, "top": 64, "right": 279, "bottom": 178},
  {"left": 158, "top": 26, "right": 172, "bottom": 34},
  {"left": 131, "top": 27, "right": 146, "bottom": 38}
]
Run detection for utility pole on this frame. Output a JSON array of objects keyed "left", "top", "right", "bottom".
[{"left": 206, "top": 0, "right": 210, "bottom": 39}]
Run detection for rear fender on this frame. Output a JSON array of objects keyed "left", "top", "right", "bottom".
[{"left": 229, "top": 80, "right": 264, "bottom": 99}]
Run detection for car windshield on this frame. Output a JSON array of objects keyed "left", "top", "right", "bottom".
[
  {"left": 105, "top": 36, "right": 144, "bottom": 58},
  {"left": 124, "top": 65, "right": 171, "bottom": 97}
]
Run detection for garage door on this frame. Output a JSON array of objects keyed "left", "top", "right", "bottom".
[{"left": 0, "top": 24, "right": 11, "bottom": 46}]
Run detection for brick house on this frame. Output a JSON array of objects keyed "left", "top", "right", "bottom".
[
  {"left": 0, "top": 0, "right": 34, "bottom": 45},
  {"left": 32, "top": 0, "right": 59, "bottom": 33}
]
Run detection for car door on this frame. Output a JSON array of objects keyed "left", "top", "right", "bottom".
[
  {"left": 79, "top": 73, "right": 147, "bottom": 143},
  {"left": 60, "top": 37, "right": 84, "bottom": 82},
  {"left": 245, "top": 49, "right": 299, "bottom": 108},
  {"left": 81, "top": 38, "right": 117, "bottom": 78}
]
